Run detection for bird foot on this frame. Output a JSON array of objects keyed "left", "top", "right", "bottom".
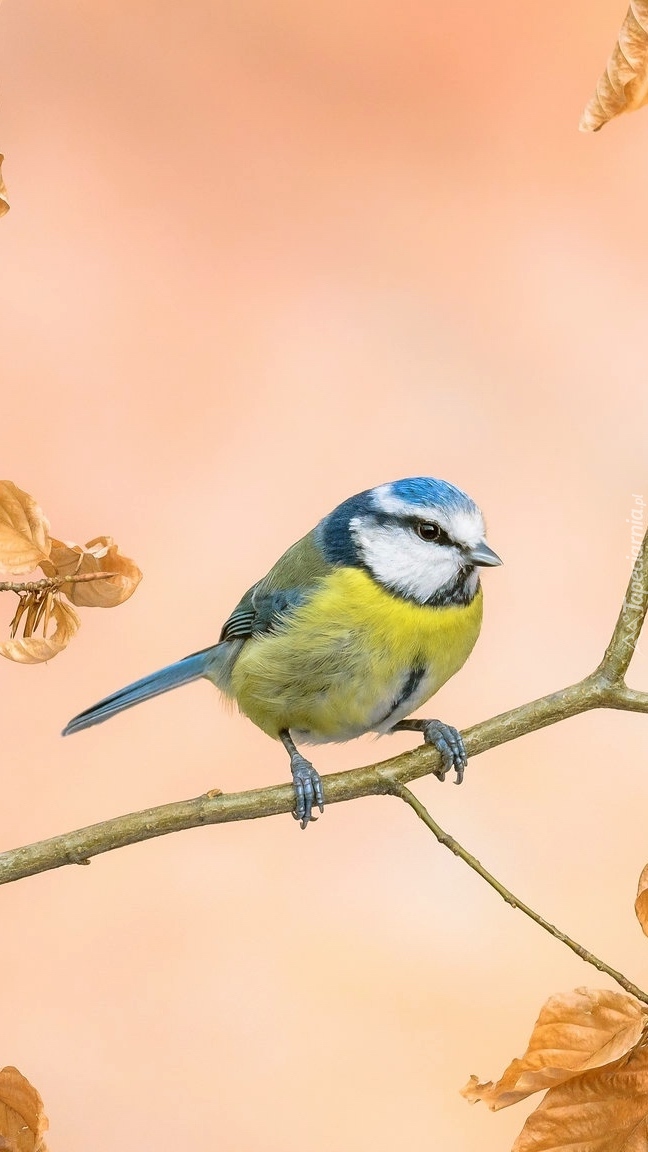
[
  {"left": 290, "top": 754, "right": 324, "bottom": 829},
  {"left": 422, "top": 720, "right": 467, "bottom": 784}
]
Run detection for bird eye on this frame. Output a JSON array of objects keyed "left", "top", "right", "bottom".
[{"left": 416, "top": 521, "right": 441, "bottom": 542}]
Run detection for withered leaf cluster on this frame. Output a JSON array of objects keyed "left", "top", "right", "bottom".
[
  {"left": 0, "top": 1066, "right": 48, "bottom": 1152},
  {"left": 464, "top": 869, "right": 648, "bottom": 1149},
  {"left": 581, "top": 0, "right": 648, "bottom": 131},
  {"left": 0, "top": 481, "right": 141, "bottom": 664}
]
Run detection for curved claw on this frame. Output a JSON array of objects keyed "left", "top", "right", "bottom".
[
  {"left": 422, "top": 720, "right": 467, "bottom": 785},
  {"left": 290, "top": 754, "right": 324, "bottom": 829}
]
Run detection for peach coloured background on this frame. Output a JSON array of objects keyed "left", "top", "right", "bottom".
[{"left": 1, "top": 1, "right": 648, "bottom": 1149}]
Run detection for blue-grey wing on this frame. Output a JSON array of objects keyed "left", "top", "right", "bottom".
[
  {"left": 218, "top": 586, "right": 309, "bottom": 642},
  {"left": 218, "top": 528, "right": 331, "bottom": 643}
]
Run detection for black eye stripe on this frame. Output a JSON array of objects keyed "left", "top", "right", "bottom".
[{"left": 369, "top": 511, "right": 453, "bottom": 546}]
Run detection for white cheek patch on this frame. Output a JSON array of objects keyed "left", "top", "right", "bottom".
[{"left": 350, "top": 520, "right": 464, "bottom": 602}]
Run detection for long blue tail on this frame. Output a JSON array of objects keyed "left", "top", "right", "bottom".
[{"left": 62, "top": 647, "right": 218, "bottom": 736}]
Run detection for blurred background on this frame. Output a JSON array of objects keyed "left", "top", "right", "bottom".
[{"left": 1, "top": 1, "right": 647, "bottom": 1148}]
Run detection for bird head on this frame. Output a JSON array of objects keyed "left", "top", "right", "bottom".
[{"left": 318, "top": 476, "right": 501, "bottom": 606}]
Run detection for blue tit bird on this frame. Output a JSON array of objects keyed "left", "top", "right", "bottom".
[{"left": 63, "top": 477, "right": 501, "bottom": 827}]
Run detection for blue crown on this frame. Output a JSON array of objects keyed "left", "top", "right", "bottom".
[{"left": 387, "top": 476, "right": 476, "bottom": 513}]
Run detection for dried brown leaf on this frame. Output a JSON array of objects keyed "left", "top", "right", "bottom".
[
  {"left": 38, "top": 539, "right": 82, "bottom": 579},
  {"left": 461, "top": 988, "right": 647, "bottom": 1111},
  {"left": 8, "top": 596, "right": 29, "bottom": 639},
  {"left": 45, "top": 536, "right": 142, "bottom": 607},
  {"left": 0, "top": 1066, "right": 49, "bottom": 1151},
  {"left": 0, "top": 599, "right": 80, "bottom": 664},
  {"left": 0, "top": 483, "right": 50, "bottom": 575},
  {"left": 512, "top": 1042, "right": 648, "bottom": 1151},
  {"left": 636, "top": 865, "right": 648, "bottom": 937},
  {"left": 580, "top": 1, "right": 648, "bottom": 132},
  {"left": 0, "top": 157, "right": 8, "bottom": 218}
]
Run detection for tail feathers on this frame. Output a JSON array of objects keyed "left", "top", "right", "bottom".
[{"left": 62, "top": 647, "right": 217, "bottom": 736}]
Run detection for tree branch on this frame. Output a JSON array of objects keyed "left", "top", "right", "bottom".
[{"left": 0, "top": 528, "right": 646, "bottom": 888}]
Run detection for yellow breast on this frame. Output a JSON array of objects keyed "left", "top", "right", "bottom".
[{"left": 228, "top": 567, "right": 483, "bottom": 741}]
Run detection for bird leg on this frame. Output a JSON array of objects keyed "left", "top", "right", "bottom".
[
  {"left": 390, "top": 719, "right": 467, "bottom": 784},
  {"left": 279, "top": 730, "right": 325, "bottom": 828}
]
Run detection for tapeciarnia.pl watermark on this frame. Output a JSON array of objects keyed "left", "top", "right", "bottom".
[{"left": 623, "top": 494, "right": 645, "bottom": 659}]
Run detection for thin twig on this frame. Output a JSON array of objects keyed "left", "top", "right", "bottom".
[
  {"left": 389, "top": 780, "right": 648, "bottom": 1006},
  {"left": 0, "top": 572, "right": 117, "bottom": 594},
  {"left": 0, "top": 530, "right": 646, "bottom": 887}
]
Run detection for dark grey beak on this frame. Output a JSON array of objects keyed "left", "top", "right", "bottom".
[{"left": 469, "top": 540, "right": 502, "bottom": 567}]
